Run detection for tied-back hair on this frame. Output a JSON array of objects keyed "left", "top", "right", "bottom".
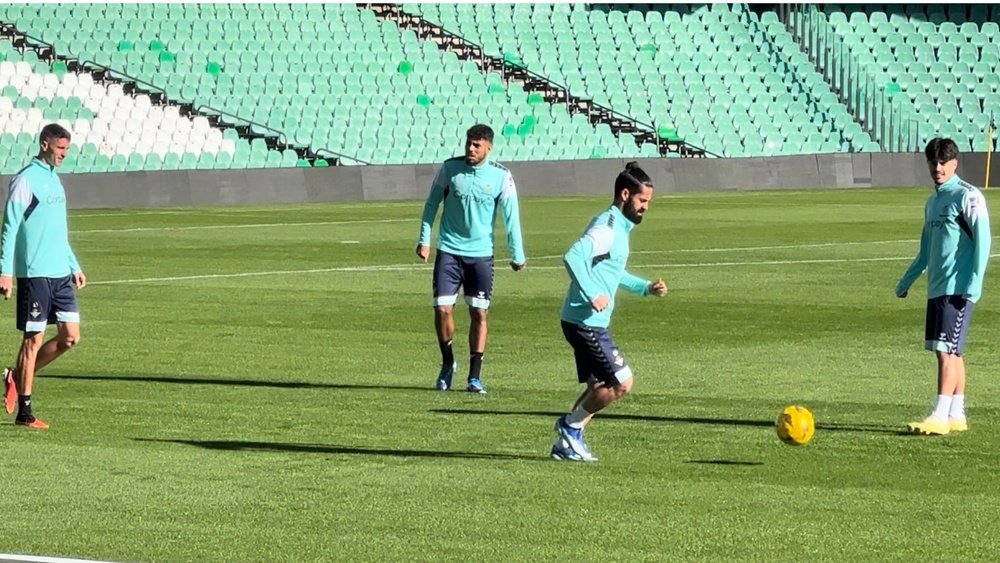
[
  {"left": 39, "top": 122, "right": 71, "bottom": 144},
  {"left": 614, "top": 161, "right": 653, "bottom": 199},
  {"left": 924, "top": 138, "right": 959, "bottom": 163}
]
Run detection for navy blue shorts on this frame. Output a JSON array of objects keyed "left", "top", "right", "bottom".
[
  {"left": 16, "top": 276, "right": 80, "bottom": 333},
  {"left": 432, "top": 251, "right": 494, "bottom": 309},
  {"left": 561, "top": 320, "right": 633, "bottom": 386},
  {"left": 925, "top": 295, "right": 975, "bottom": 355}
]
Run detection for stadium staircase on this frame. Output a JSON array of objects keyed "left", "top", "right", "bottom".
[
  {"left": 0, "top": 18, "right": 337, "bottom": 172},
  {"left": 785, "top": 3, "right": 1000, "bottom": 152},
  {"left": 401, "top": 2, "right": 875, "bottom": 157},
  {"left": 748, "top": 5, "right": 876, "bottom": 153},
  {"left": 1, "top": 3, "right": 682, "bottom": 168},
  {"left": 367, "top": 3, "right": 704, "bottom": 158}
]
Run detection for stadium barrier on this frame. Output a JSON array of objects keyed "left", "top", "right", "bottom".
[{"left": 0, "top": 153, "right": 991, "bottom": 209}]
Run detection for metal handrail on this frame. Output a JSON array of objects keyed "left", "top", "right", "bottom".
[
  {"left": 13, "top": 29, "right": 171, "bottom": 102},
  {"left": 684, "top": 142, "right": 723, "bottom": 158},
  {"left": 314, "top": 147, "right": 371, "bottom": 166},
  {"left": 12, "top": 26, "right": 375, "bottom": 165},
  {"left": 394, "top": 5, "right": 663, "bottom": 137},
  {"left": 792, "top": 4, "right": 922, "bottom": 152},
  {"left": 193, "top": 103, "right": 289, "bottom": 147},
  {"left": 503, "top": 57, "right": 660, "bottom": 133},
  {"left": 78, "top": 58, "right": 172, "bottom": 99}
]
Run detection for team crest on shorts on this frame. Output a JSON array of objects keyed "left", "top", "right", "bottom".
[
  {"left": 29, "top": 302, "right": 40, "bottom": 319},
  {"left": 612, "top": 349, "right": 623, "bottom": 366}
]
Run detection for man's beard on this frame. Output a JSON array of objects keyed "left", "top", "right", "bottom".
[{"left": 624, "top": 206, "right": 644, "bottom": 224}]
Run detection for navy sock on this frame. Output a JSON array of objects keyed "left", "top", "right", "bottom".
[
  {"left": 17, "top": 394, "right": 31, "bottom": 419},
  {"left": 469, "top": 352, "right": 484, "bottom": 381},
  {"left": 439, "top": 339, "right": 454, "bottom": 366}
]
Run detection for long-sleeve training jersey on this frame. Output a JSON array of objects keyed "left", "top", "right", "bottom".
[
  {"left": 896, "top": 174, "right": 991, "bottom": 302},
  {"left": 0, "top": 158, "right": 81, "bottom": 278},
  {"left": 561, "top": 205, "right": 651, "bottom": 328},
  {"left": 418, "top": 157, "right": 526, "bottom": 264}
]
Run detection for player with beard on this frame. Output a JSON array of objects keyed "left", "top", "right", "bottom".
[
  {"left": 550, "top": 162, "right": 668, "bottom": 462},
  {"left": 416, "top": 124, "right": 526, "bottom": 394}
]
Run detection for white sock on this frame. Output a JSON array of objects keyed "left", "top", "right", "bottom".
[
  {"left": 930, "top": 395, "right": 953, "bottom": 421},
  {"left": 565, "top": 405, "right": 590, "bottom": 429},
  {"left": 949, "top": 395, "right": 965, "bottom": 419}
]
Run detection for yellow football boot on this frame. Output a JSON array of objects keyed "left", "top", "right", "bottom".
[
  {"left": 948, "top": 417, "right": 969, "bottom": 432},
  {"left": 906, "top": 417, "right": 950, "bottom": 435}
]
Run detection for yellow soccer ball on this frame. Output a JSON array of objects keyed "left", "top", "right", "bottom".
[{"left": 775, "top": 405, "right": 815, "bottom": 446}]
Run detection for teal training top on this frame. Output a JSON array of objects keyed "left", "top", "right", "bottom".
[
  {"left": 896, "top": 174, "right": 991, "bottom": 302},
  {"left": 419, "top": 157, "right": 526, "bottom": 264},
  {"left": 561, "top": 205, "right": 651, "bottom": 328},
  {"left": 0, "top": 158, "right": 81, "bottom": 278}
]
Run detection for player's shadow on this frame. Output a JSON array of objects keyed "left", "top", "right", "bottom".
[
  {"left": 684, "top": 460, "right": 764, "bottom": 466},
  {"left": 137, "top": 438, "right": 542, "bottom": 461},
  {"left": 43, "top": 374, "right": 436, "bottom": 392},
  {"left": 431, "top": 408, "right": 900, "bottom": 435}
]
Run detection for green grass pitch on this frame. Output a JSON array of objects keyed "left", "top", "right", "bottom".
[{"left": 0, "top": 187, "right": 998, "bottom": 562}]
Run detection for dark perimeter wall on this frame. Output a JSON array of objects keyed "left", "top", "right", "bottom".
[{"left": 1, "top": 152, "right": 993, "bottom": 209}]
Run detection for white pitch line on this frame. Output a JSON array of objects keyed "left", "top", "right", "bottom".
[
  {"left": 76, "top": 218, "right": 411, "bottom": 234},
  {"left": 528, "top": 255, "right": 920, "bottom": 270},
  {"left": 0, "top": 554, "right": 116, "bottom": 563},
  {"left": 87, "top": 264, "right": 429, "bottom": 285},
  {"left": 533, "top": 235, "right": 1000, "bottom": 261},
  {"left": 72, "top": 201, "right": 423, "bottom": 217},
  {"left": 532, "top": 239, "right": 919, "bottom": 261},
  {"left": 90, "top": 253, "right": 993, "bottom": 286},
  {"left": 73, "top": 210, "right": 214, "bottom": 217}
]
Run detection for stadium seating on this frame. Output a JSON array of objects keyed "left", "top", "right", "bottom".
[
  {"left": 0, "top": 41, "right": 252, "bottom": 174},
  {"left": 401, "top": 3, "right": 880, "bottom": 156},
  {"left": 0, "top": 3, "right": 658, "bottom": 168},
  {"left": 810, "top": 4, "right": 1000, "bottom": 151},
  {"left": 1, "top": 3, "right": 993, "bottom": 170}
]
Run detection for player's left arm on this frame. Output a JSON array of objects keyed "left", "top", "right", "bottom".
[
  {"left": 68, "top": 245, "right": 85, "bottom": 289},
  {"left": 619, "top": 271, "right": 666, "bottom": 296},
  {"left": 497, "top": 171, "right": 526, "bottom": 268},
  {"left": 963, "top": 189, "right": 991, "bottom": 299}
]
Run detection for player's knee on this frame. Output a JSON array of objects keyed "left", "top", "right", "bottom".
[
  {"left": 58, "top": 325, "right": 81, "bottom": 349},
  {"left": 470, "top": 308, "right": 488, "bottom": 322},
  {"left": 435, "top": 306, "right": 453, "bottom": 318},
  {"left": 614, "top": 371, "right": 634, "bottom": 398},
  {"left": 20, "top": 336, "right": 42, "bottom": 353}
]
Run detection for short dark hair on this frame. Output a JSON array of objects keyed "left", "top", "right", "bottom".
[
  {"left": 614, "top": 161, "right": 653, "bottom": 199},
  {"left": 925, "top": 138, "right": 959, "bottom": 163},
  {"left": 40, "top": 123, "right": 71, "bottom": 144},
  {"left": 466, "top": 124, "right": 494, "bottom": 143}
]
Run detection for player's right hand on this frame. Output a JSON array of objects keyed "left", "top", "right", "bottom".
[
  {"left": 649, "top": 279, "right": 668, "bottom": 296},
  {"left": 591, "top": 294, "right": 610, "bottom": 312},
  {"left": 415, "top": 244, "right": 430, "bottom": 263},
  {"left": 0, "top": 275, "right": 12, "bottom": 301}
]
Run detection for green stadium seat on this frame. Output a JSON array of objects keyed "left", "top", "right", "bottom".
[{"left": 107, "top": 154, "right": 127, "bottom": 172}]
